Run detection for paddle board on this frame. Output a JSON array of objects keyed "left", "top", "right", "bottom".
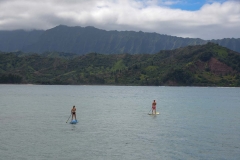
[
  {"left": 70, "top": 120, "right": 78, "bottom": 124},
  {"left": 148, "top": 112, "right": 159, "bottom": 115}
]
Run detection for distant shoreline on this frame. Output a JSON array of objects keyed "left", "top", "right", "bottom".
[{"left": 0, "top": 83, "right": 239, "bottom": 87}]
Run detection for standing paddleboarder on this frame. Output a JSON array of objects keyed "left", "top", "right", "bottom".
[
  {"left": 71, "top": 105, "right": 77, "bottom": 120},
  {"left": 152, "top": 100, "right": 157, "bottom": 114}
]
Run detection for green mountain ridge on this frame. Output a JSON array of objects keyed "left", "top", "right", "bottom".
[
  {"left": 1, "top": 43, "right": 240, "bottom": 86},
  {"left": 0, "top": 25, "right": 239, "bottom": 54}
]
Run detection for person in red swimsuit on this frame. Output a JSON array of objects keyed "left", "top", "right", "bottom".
[
  {"left": 152, "top": 100, "right": 157, "bottom": 114},
  {"left": 71, "top": 105, "right": 76, "bottom": 120}
]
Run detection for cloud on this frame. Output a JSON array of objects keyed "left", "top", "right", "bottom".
[{"left": 0, "top": 0, "right": 239, "bottom": 39}]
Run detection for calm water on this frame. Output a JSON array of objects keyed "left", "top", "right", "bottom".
[{"left": 0, "top": 85, "right": 240, "bottom": 160}]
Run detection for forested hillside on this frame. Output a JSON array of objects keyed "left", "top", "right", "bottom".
[{"left": 1, "top": 43, "right": 240, "bottom": 86}]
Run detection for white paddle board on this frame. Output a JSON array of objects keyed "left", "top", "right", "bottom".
[{"left": 148, "top": 112, "right": 159, "bottom": 115}]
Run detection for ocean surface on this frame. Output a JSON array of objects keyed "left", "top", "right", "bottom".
[{"left": 0, "top": 85, "right": 240, "bottom": 160}]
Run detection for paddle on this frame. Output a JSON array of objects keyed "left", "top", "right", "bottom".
[
  {"left": 66, "top": 114, "right": 71, "bottom": 123},
  {"left": 148, "top": 108, "right": 152, "bottom": 114}
]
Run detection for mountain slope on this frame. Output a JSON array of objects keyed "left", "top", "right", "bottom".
[
  {"left": 210, "top": 38, "right": 240, "bottom": 55},
  {"left": 0, "top": 30, "right": 44, "bottom": 52},
  {"left": 22, "top": 25, "right": 206, "bottom": 54},
  {"left": 0, "top": 25, "right": 239, "bottom": 54}
]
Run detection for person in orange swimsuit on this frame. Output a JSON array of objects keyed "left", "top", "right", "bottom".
[
  {"left": 152, "top": 100, "right": 157, "bottom": 114},
  {"left": 71, "top": 105, "right": 76, "bottom": 120}
]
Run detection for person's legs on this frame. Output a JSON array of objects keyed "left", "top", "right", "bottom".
[{"left": 152, "top": 107, "right": 156, "bottom": 114}]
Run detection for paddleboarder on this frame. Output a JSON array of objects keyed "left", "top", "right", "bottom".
[
  {"left": 71, "top": 105, "right": 77, "bottom": 120},
  {"left": 152, "top": 100, "right": 157, "bottom": 114}
]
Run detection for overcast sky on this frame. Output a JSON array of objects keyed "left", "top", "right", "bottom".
[{"left": 0, "top": 0, "right": 239, "bottom": 40}]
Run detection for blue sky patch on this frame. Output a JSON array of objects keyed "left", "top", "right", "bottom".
[{"left": 154, "top": 0, "right": 228, "bottom": 11}]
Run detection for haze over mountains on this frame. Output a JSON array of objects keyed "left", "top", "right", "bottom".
[{"left": 0, "top": 25, "right": 239, "bottom": 54}]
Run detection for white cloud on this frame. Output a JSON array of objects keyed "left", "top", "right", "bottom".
[{"left": 0, "top": 0, "right": 239, "bottom": 39}]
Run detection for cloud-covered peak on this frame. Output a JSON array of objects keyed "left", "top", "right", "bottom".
[{"left": 0, "top": 0, "right": 239, "bottom": 39}]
